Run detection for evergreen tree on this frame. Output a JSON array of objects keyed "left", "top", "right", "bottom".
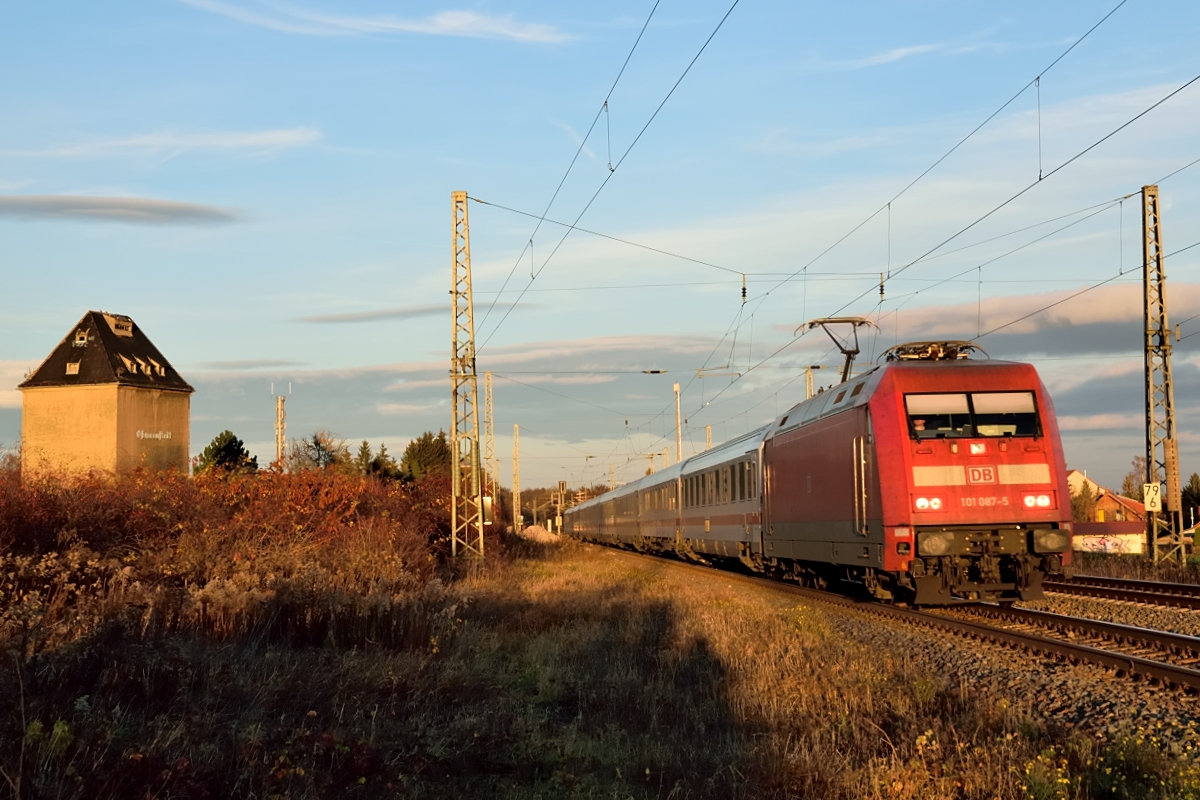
[
  {"left": 1183, "top": 472, "right": 1200, "bottom": 527},
  {"left": 196, "top": 430, "right": 258, "bottom": 474},
  {"left": 401, "top": 430, "right": 451, "bottom": 480},
  {"left": 370, "top": 443, "right": 403, "bottom": 480},
  {"left": 354, "top": 440, "right": 373, "bottom": 475}
]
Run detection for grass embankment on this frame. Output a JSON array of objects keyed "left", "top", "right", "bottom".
[
  {"left": 2, "top": 468, "right": 1199, "bottom": 798},
  {"left": 1077, "top": 551, "right": 1200, "bottom": 585}
]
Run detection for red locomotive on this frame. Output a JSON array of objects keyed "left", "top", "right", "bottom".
[{"left": 564, "top": 340, "right": 1073, "bottom": 605}]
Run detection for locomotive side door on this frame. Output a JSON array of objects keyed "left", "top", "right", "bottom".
[{"left": 852, "top": 407, "right": 881, "bottom": 537}]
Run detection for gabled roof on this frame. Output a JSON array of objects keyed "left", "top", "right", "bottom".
[{"left": 18, "top": 310, "right": 193, "bottom": 393}]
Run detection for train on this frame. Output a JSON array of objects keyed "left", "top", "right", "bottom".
[{"left": 563, "top": 340, "right": 1073, "bottom": 605}]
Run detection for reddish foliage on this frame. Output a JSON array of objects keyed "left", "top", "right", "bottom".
[{"left": 0, "top": 467, "right": 450, "bottom": 560}]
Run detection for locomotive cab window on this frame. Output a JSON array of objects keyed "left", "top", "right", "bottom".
[
  {"left": 905, "top": 391, "right": 1040, "bottom": 439},
  {"left": 971, "top": 392, "right": 1039, "bottom": 437},
  {"left": 906, "top": 393, "right": 970, "bottom": 438}
]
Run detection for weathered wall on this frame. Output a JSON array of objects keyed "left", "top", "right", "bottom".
[
  {"left": 115, "top": 387, "right": 190, "bottom": 472},
  {"left": 21, "top": 384, "right": 119, "bottom": 477},
  {"left": 20, "top": 384, "right": 191, "bottom": 477}
]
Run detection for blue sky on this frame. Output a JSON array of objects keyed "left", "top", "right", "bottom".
[{"left": 2, "top": 0, "right": 1199, "bottom": 490}]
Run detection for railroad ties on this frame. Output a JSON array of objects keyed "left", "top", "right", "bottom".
[{"left": 610, "top": 550, "right": 1200, "bottom": 694}]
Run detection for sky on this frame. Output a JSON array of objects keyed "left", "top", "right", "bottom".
[{"left": 2, "top": 0, "right": 1199, "bottom": 490}]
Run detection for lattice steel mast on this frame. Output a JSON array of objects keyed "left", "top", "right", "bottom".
[
  {"left": 484, "top": 371, "right": 497, "bottom": 509},
  {"left": 1142, "top": 184, "right": 1185, "bottom": 563},
  {"left": 450, "top": 191, "right": 484, "bottom": 558}
]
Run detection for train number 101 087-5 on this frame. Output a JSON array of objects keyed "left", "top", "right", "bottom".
[{"left": 961, "top": 496, "right": 1010, "bottom": 508}]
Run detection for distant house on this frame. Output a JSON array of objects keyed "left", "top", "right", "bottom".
[
  {"left": 18, "top": 311, "right": 193, "bottom": 477},
  {"left": 1066, "top": 469, "right": 1146, "bottom": 522}
]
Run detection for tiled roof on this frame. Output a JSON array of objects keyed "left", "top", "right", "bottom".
[{"left": 18, "top": 311, "right": 193, "bottom": 393}]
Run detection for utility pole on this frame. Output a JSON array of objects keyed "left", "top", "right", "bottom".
[
  {"left": 1142, "top": 185, "right": 1185, "bottom": 562},
  {"left": 450, "top": 191, "right": 484, "bottom": 558},
  {"left": 512, "top": 424, "right": 521, "bottom": 531},
  {"left": 610, "top": 464, "right": 615, "bottom": 491},
  {"left": 705, "top": 425, "right": 712, "bottom": 450},
  {"left": 674, "top": 382, "right": 682, "bottom": 464},
  {"left": 556, "top": 480, "right": 566, "bottom": 532},
  {"left": 805, "top": 365, "right": 831, "bottom": 400},
  {"left": 484, "top": 371, "right": 497, "bottom": 504},
  {"left": 646, "top": 454, "right": 655, "bottom": 474},
  {"left": 662, "top": 447, "right": 669, "bottom": 469},
  {"left": 274, "top": 395, "right": 286, "bottom": 467}
]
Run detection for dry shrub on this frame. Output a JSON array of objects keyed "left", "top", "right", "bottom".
[
  {"left": 0, "top": 467, "right": 469, "bottom": 798},
  {"left": 1077, "top": 551, "right": 1200, "bottom": 585},
  {"left": 0, "top": 467, "right": 448, "bottom": 559}
]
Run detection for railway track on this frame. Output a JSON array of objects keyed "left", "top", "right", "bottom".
[
  {"left": 606, "top": 550, "right": 1200, "bottom": 692},
  {"left": 1046, "top": 574, "right": 1200, "bottom": 610}
]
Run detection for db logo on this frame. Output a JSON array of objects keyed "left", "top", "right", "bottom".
[{"left": 967, "top": 466, "right": 996, "bottom": 484}]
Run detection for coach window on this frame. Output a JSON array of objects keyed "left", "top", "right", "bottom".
[
  {"left": 905, "top": 393, "right": 970, "bottom": 438},
  {"left": 971, "top": 392, "right": 1040, "bottom": 437}
]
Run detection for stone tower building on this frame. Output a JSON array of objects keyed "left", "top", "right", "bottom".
[{"left": 19, "top": 311, "right": 194, "bottom": 477}]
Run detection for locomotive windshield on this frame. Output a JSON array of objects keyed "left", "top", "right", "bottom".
[{"left": 905, "top": 391, "right": 1039, "bottom": 438}]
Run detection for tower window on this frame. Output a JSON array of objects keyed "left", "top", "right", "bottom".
[{"left": 66, "top": 362, "right": 80, "bottom": 375}]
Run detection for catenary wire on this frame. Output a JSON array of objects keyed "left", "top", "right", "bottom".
[
  {"left": 479, "top": 0, "right": 743, "bottom": 351},
  {"left": 477, "top": 0, "right": 667, "bottom": 331}
]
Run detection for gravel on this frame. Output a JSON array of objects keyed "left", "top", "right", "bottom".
[
  {"left": 1018, "top": 593, "right": 1200, "bottom": 637},
  {"left": 818, "top": 600, "right": 1200, "bottom": 745}
]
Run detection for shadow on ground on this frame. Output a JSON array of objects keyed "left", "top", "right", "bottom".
[{"left": 0, "top": 551, "right": 758, "bottom": 799}]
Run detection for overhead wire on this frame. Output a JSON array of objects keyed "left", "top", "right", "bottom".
[
  {"left": 744, "top": 0, "right": 1132, "bottom": 307},
  {"left": 491, "top": 1, "right": 1200, "bottom": 481},
  {"left": 982, "top": 238, "right": 1200, "bottom": 339},
  {"left": 698, "top": 75, "right": 1200, "bottom": 416},
  {"left": 477, "top": 0, "right": 663, "bottom": 331},
  {"left": 479, "top": 0, "right": 743, "bottom": 351}
]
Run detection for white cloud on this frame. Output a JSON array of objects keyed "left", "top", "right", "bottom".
[
  {"left": 197, "top": 359, "right": 306, "bottom": 370},
  {"left": 0, "top": 195, "right": 239, "bottom": 224},
  {"left": 0, "top": 360, "right": 38, "bottom": 408},
  {"left": 808, "top": 44, "right": 940, "bottom": 72},
  {"left": 880, "top": 282, "right": 1200, "bottom": 340},
  {"left": 179, "top": 0, "right": 570, "bottom": 43},
  {"left": 5, "top": 127, "right": 321, "bottom": 159},
  {"left": 1058, "top": 413, "right": 1143, "bottom": 431},
  {"left": 376, "top": 401, "right": 443, "bottom": 415},
  {"left": 553, "top": 122, "right": 597, "bottom": 160},
  {"left": 294, "top": 305, "right": 443, "bottom": 324}
]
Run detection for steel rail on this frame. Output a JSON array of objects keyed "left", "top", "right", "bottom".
[
  {"left": 1045, "top": 579, "right": 1200, "bottom": 610},
  {"left": 1068, "top": 574, "right": 1200, "bottom": 597},
  {"left": 597, "top": 548, "right": 1200, "bottom": 692},
  {"left": 941, "top": 604, "right": 1200, "bottom": 667}
]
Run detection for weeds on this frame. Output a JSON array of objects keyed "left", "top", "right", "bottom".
[
  {"left": 2, "top": 465, "right": 1199, "bottom": 797},
  {"left": 1079, "top": 552, "right": 1200, "bottom": 585}
]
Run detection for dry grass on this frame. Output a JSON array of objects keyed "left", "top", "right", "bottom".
[
  {"left": 2, "top": 467, "right": 1199, "bottom": 798},
  {"left": 1076, "top": 552, "right": 1200, "bottom": 585}
]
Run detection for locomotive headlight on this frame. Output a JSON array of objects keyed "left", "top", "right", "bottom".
[
  {"left": 1022, "top": 492, "right": 1055, "bottom": 509},
  {"left": 1033, "top": 530, "right": 1070, "bottom": 553},
  {"left": 914, "top": 496, "right": 943, "bottom": 511},
  {"left": 918, "top": 531, "right": 955, "bottom": 556}
]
